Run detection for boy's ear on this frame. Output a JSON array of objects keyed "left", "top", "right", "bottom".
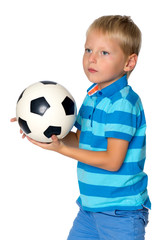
[{"left": 124, "top": 54, "right": 138, "bottom": 72}]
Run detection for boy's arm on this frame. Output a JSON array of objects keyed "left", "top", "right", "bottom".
[
  {"left": 28, "top": 133, "right": 129, "bottom": 172},
  {"left": 61, "top": 130, "right": 80, "bottom": 148},
  {"left": 60, "top": 137, "right": 128, "bottom": 171},
  {"left": 11, "top": 118, "right": 128, "bottom": 171}
]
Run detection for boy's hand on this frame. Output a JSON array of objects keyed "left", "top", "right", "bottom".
[
  {"left": 10, "top": 117, "right": 17, "bottom": 122},
  {"left": 27, "top": 135, "right": 64, "bottom": 152},
  {"left": 10, "top": 117, "right": 63, "bottom": 151}
]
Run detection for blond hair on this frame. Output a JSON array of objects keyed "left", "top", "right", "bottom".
[{"left": 87, "top": 15, "right": 142, "bottom": 58}]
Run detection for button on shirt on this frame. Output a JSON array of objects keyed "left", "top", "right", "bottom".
[{"left": 75, "top": 75, "right": 151, "bottom": 212}]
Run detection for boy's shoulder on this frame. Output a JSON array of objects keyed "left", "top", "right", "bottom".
[
  {"left": 108, "top": 84, "right": 140, "bottom": 105},
  {"left": 83, "top": 80, "right": 143, "bottom": 114},
  {"left": 109, "top": 85, "right": 143, "bottom": 114}
]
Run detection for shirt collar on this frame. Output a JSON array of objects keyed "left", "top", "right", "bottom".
[{"left": 87, "top": 74, "right": 128, "bottom": 98}]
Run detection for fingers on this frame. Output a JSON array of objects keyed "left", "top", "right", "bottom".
[
  {"left": 27, "top": 135, "right": 61, "bottom": 151},
  {"left": 27, "top": 136, "right": 49, "bottom": 149},
  {"left": 22, "top": 133, "right": 26, "bottom": 139},
  {"left": 19, "top": 128, "right": 26, "bottom": 138},
  {"left": 51, "top": 135, "right": 59, "bottom": 142},
  {"left": 10, "top": 117, "right": 17, "bottom": 122},
  {"left": 27, "top": 136, "right": 38, "bottom": 145}
]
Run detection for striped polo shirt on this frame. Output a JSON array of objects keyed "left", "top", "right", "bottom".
[{"left": 75, "top": 75, "right": 151, "bottom": 212}]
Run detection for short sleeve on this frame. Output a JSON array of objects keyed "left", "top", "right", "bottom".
[{"left": 105, "top": 99, "right": 137, "bottom": 142}]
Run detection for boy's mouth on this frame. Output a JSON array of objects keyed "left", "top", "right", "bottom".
[{"left": 88, "top": 68, "right": 98, "bottom": 73}]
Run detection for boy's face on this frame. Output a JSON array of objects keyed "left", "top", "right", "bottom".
[{"left": 83, "top": 30, "right": 128, "bottom": 90}]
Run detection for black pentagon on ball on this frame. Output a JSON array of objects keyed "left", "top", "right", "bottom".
[
  {"left": 40, "top": 81, "right": 57, "bottom": 85},
  {"left": 18, "top": 117, "right": 31, "bottom": 134},
  {"left": 17, "top": 89, "right": 26, "bottom": 103},
  {"left": 44, "top": 126, "right": 62, "bottom": 138},
  {"left": 62, "top": 96, "right": 75, "bottom": 115},
  {"left": 31, "top": 97, "right": 50, "bottom": 116}
]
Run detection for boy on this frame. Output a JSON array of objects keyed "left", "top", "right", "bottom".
[{"left": 12, "top": 15, "right": 151, "bottom": 239}]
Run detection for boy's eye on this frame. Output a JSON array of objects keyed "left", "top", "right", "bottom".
[
  {"left": 85, "top": 48, "right": 92, "bottom": 53},
  {"left": 102, "top": 51, "right": 109, "bottom": 56}
]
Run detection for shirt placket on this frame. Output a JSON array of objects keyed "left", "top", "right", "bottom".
[{"left": 90, "top": 92, "right": 103, "bottom": 127}]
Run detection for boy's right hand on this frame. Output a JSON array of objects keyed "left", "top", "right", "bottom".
[{"left": 10, "top": 117, "right": 26, "bottom": 139}]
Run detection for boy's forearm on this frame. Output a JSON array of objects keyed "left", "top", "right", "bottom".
[
  {"left": 58, "top": 137, "right": 129, "bottom": 172},
  {"left": 61, "top": 131, "right": 79, "bottom": 148},
  {"left": 27, "top": 132, "right": 128, "bottom": 172},
  {"left": 58, "top": 145, "right": 119, "bottom": 172}
]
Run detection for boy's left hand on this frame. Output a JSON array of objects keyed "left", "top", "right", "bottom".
[{"left": 27, "top": 135, "right": 64, "bottom": 152}]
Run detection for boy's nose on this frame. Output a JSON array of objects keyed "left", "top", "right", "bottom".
[{"left": 89, "top": 53, "right": 97, "bottom": 64}]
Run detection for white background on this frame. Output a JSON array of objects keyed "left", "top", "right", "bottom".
[{"left": 0, "top": 0, "right": 159, "bottom": 239}]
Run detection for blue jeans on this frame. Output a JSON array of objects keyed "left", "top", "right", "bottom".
[{"left": 67, "top": 203, "right": 149, "bottom": 240}]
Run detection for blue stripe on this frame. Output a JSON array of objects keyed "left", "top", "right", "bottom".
[
  {"left": 110, "top": 91, "right": 122, "bottom": 104},
  {"left": 129, "top": 136, "right": 146, "bottom": 149},
  {"left": 126, "top": 87, "right": 139, "bottom": 105},
  {"left": 77, "top": 120, "right": 145, "bottom": 149},
  {"left": 79, "top": 105, "right": 93, "bottom": 118},
  {"left": 105, "top": 131, "right": 132, "bottom": 141},
  {"left": 80, "top": 131, "right": 107, "bottom": 149},
  {"left": 143, "top": 197, "right": 151, "bottom": 209},
  {"left": 93, "top": 109, "right": 107, "bottom": 123},
  {"left": 106, "top": 111, "right": 137, "bottom": 127},
  {"left": 78, "top": 158, "right": 145, "bottom": 176},
  {"left": 93, "top": 110, "right": 137, "bottom": 126},
  {"left": 137, "top": 110, "right": 146, "bottom": 127},
  {"left": 80, "top": 106, "right": 137, "bottom": 128},
  {"left": 78, "top": 175, "right": 148, "bottom": 198}
]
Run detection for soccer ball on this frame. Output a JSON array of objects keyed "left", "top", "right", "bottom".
[{"left": 16, "top": 81, "right": 77, "bottom": 142}]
